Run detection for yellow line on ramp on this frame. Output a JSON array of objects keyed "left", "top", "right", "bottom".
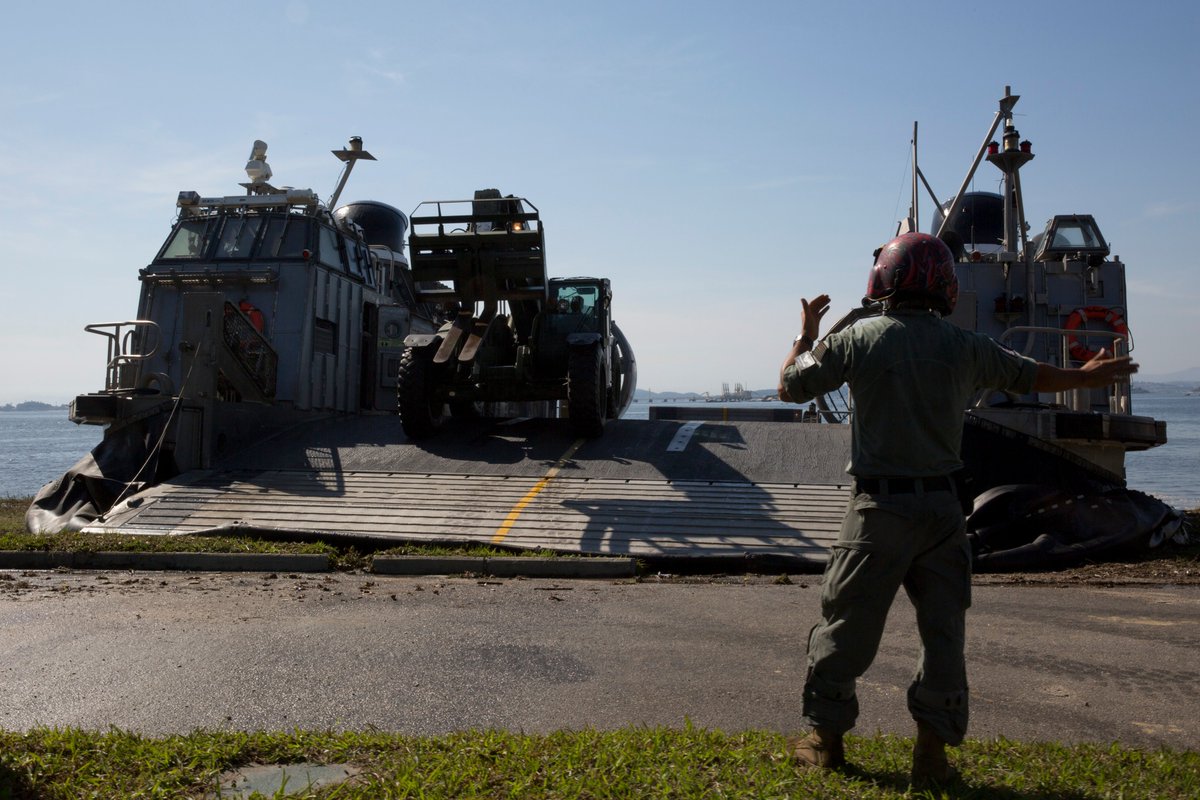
[{"left": 492, "top": 438, "right": 587, "bottom": 545}]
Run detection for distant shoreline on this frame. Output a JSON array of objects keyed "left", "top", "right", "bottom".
[{"left": 0, "top": 404, "right": 69, "bottom": 412}]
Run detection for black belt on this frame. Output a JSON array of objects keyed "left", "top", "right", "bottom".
[{"left": 854, "top": 476, "right": 954, "bottom": 495}]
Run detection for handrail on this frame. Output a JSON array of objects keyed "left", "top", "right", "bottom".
[{"left": 83, "top": 320, "right": 161, "bottom": 392}]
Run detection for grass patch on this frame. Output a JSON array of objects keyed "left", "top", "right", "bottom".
[
  {"left": 0, "top": 727, "right": 1194, "bottom": 799},
  {"left": 0, "top": 497, "right": 32, "bottom": 531}
]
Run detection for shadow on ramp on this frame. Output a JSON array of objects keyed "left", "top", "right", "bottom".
[{"left": 84, "top": 417, "right": 854, "bottom": 566}]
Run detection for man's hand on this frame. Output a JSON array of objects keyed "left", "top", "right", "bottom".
[
  {"left": 1078, "top": 348, "right": 1139, "bottom": 387},
  {"left": 802, "top": 294, "right": 831, "bottom": 341},
  {"left": 780, "top": 294, "right": 831, "bottom": 402}
]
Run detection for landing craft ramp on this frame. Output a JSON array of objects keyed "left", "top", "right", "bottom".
[{"left": 84, "top": 417, "right": 853, "bottom": 566}]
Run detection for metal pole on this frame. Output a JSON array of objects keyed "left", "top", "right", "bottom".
[
  {"left": 916, "top": 167, "right": 940, "bottom": 215},
  {"left": 327, "top": 162, "right": 358, "bottom": 211},
  {"left": 912, "top": 121, "right": 919, "bottom": 232},
  {"left": 936, "top": 89, "right": 1019, "bottom": 238}
]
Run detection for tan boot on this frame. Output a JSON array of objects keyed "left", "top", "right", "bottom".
[
  {"left": 911, "top": 722, "right": 957, "bottom": 788},
  {"left": 789, "top": 727, "right": 846, "bottom": 769}
]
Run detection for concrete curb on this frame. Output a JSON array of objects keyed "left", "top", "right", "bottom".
[
  {"left": 370, "top": 555, "right": 638, "bottom": 579},
  {"left": 0, "top": 551, "right": 331, "bottom": 572}
]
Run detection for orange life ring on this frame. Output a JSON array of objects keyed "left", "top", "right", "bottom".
[{"left": 1064, "top": 305, "right": 1128, "bottom": 361}]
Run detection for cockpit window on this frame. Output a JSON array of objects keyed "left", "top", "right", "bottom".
[
  {"left": 1051, "top": 223, "right": 1102, "bottom": 249},
  {"left": 317, "top": 224, "right": 347, "bottom": 271},
  {"left": 260, "top": 216, "right": 311, "bottom": 258},
  {"left": 157, "top": 211, "right": 381, "bottom": 275},
  {"left": 157, "top": 213, "right": 315, "bottom": 262},
  {"left": 346, "top": 238, "right": 372, "bottom": 284},
  {"left": 214, "top": 215, "right": 264, "bottom": 259},
  {"left": 1034, "top": 215, "right": 1110, "bottom": 262},
  {"left": 159, "top": 218, "right": 219, "bottom": 259}
]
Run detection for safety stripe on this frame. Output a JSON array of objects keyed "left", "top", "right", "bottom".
[
  {"left": 491, "top": 438, "right": 587, "bottom": 544},
  {"left": 667, "top": 421, "right": 704, "bottom": 452}
]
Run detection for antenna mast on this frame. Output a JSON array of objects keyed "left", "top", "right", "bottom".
[{"left": 328, "top": 136, "right": 377, "bottom": 210}]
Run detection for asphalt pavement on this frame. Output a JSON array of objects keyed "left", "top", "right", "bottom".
[{"left": 1, "top": 569, "right": 1195, "bottom": 751}]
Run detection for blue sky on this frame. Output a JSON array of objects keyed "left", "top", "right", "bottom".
[{"left": 2, "top": 1, "right": 1197, "bottom": 403}]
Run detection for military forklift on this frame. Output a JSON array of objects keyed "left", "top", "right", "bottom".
[{"left": 397, "top": 190, "right": 634, "bottom": 438}]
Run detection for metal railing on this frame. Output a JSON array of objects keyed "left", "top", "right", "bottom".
[
  {"left": 222, "top": 302, "right": 278, "bottom": 398},
  {"left": 83, "top": 320, "right": 162, "bottom": 392}
]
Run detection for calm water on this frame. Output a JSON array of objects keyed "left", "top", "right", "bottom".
[
  {"left": 0, "top": 411, "right": 103, "bottom": 498},
  {"left": 2, "top": 396, "right": 1197, "bottom": 508},
  {"left": 1123, "top": 395, "right": 1200, "bottom": 510}
]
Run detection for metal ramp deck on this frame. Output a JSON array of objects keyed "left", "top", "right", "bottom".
[{"left": 85, "top": 416, "right": 853, "bottom": 565}]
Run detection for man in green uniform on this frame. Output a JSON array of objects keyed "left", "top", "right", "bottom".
[{"left": 777, "top": 232, "right": 1138, "bottom": 787}]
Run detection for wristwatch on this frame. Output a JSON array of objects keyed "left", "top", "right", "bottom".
[{"left": 793, "top": 333, "right": 814, "bottom": 348}]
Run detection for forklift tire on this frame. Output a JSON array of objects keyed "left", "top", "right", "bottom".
[
  {"left": 449, "top": 399, "right": 483, "bottom": 418},
  {"left": 568, "top": 344, "right": 606, "bottom": 438},
  {"left": 397, "top": 346, "right": 446, "bottom": 439},
  {"left": 606, "top": 349, "right": 623, "bottom": 419}
]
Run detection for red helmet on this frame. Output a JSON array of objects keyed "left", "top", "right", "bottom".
[{"left": 866, "top": 232, "right": 959, "bottom": 314}]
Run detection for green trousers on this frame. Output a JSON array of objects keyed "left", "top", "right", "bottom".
[{"left": 802, "top": 486, "right": 971, "bottom": 745}]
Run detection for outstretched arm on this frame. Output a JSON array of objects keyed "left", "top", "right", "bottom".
[
  {"left": 778, "top": 294, "right": 830, "bottom": 402},
  {"left": 1032, "top": 348, "right": 1138, "bottom": 392}
]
